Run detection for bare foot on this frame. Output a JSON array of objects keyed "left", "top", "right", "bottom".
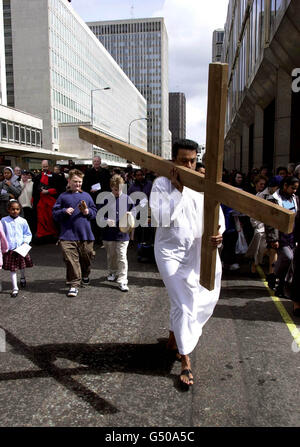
[{"left": 180, "top": 355, "right": 194, "bottom": 388}]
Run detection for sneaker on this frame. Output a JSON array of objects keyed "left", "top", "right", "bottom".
[
  {"left": 119, "top": 283, "right": 129, "bottom": 292},
  {"left": 67, "top": 287, "right": 78, "bottom": 297},
  {"left": 107, "top": 273, "right": 116, "bottom": 281},
  {"left": 229, "top": 263, "right": 240, "bottom": 271},
  {"left": 82, "top": 277, "right": 90, "bottom": 285},
  {"left": 11, "top": 289, "right": 19, "bottom": 298},
  {"left": 20, "top": 278, "right": 26, "bottom": 288}
]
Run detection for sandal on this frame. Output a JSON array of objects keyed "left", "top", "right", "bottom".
[{"left": 179, "top": 369, "right": 194, "bottom": 391}]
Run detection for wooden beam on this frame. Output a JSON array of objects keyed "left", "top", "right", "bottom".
[
  {"left": 200, "top": 63, "right": 228, "bottom": 290},
  {"left": 214, "top": 182, "right": 295, "bottom": 234},
  {"left": 78, "top": 126, "right": 295, "bottom": 236},
  {"left": 78, "top": 126, "right": 206, "bottom": 192}
]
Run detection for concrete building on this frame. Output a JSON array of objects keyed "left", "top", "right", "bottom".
[
  {"left": 212, "top": 29, "right": 225, "bottom": 63},
  {"left": 1, "top": 0, "right": 79, "bottom": 170},
  {"left": 169, "top": 92, "right": 186, "bottom": 146},
  {"left": 222, "top": 0, "right": 300, "bottom": 173},
  {"left": 0, "top": 0, "right": 6, "bottom": 105},
  {"left": 2, "top": 0, "right": 147, "bottom": 166},
  {"left": 88, "top": 18, "right": 171, "bottom": 159}
]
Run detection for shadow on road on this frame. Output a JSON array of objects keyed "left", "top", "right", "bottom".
[{"left": 1, "top": 329, "right": 177, "bottom": 415}]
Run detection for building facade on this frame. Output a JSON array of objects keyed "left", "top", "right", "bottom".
[
  {"left": 3, "top": 0, "right": 147, "bottom": 165},
  {"left": 222, "top": 0, "right": 300, "bottom": 172},
  {"left": 212, "top": 29, "right": 225, "bottom": 63},
  {"left": 169, "top": 92, "right": 186, "bottom": 146},
  {"left": 0, "top": 0, "right": 6, "bottom": 105},
  {"left": 88, "top": 18, "right": 171, "bottom": 159}
]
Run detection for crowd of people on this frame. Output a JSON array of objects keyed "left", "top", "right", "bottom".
[
  {"left": 0, "top": 146, "right": 299, "bottom": 390},
  {"left": 0, "top": 157, "right": 299, "bottom": 308}
]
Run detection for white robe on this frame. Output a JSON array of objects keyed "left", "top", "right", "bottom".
[{"left": 149, "top": 176, "right": 225, "bottom": 355}]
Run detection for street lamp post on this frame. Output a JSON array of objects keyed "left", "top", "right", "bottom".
[
  {"left": 90, "top": 87, "right": 111, "bottom": 129},
  {"left": 128, "top": 117, "right": 148, "bottom": 145}
]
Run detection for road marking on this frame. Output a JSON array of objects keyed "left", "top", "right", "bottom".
[{"left": 257, "top": 266, "right": 300, "bottom": 350}]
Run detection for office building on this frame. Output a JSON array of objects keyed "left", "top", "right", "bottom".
[
  {"left": 88, "top": 18, "right": 171, "bottom": 159},
  {"left": 169, "top": 92, "right": 186, "bottom": 145},
  {"left": 212, "top": 29, "right": 225, "bottom": 63},
  {"left": 222, "top": 0, "right": 300, "bottom": 172},
  {"left": 2, "top": 0, "right": 147, "bottom": 166},
  {"left": 0, "top": 0, "right": 6, "bottom": 105}
]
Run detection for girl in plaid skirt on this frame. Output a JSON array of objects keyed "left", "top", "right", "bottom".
[
  {"left": 1, "top": 200, "right": 33, "bottom": 297},
  {"left": 0, "top": 220, "right": 9, "bottom": 293}
]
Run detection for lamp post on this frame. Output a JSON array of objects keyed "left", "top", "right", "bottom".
[
  {"left": 90, "top": 87, "right": 111, "bottom": 129},
  {"left": 128, "top": 117, "right": 148, "bottom": 145}
]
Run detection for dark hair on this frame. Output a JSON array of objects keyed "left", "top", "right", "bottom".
[
  {"left": 280, "top": 176, "right": 299, "bottom": 189},
  {"left": 134, "top": 169, "right": 144, "bottom": 175},
  {"left": 172, "top": 139, "right": 198, "bottom": 160},
  {"left": 7, "top": 199, "right": 21, "bottom": 211},
  {"left": 254, "top": 174, "right": 268, "bottom": 184},
  {"left": 276, "top": 166, "right": 288, "bottom": 175}
]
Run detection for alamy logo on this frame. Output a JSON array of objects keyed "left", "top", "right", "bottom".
[
  {"left": 292, "top": 68, "right": 300, "bottom": 93},
  {"left": 95, "top": 189, "right": 184, "bottom": 229}
]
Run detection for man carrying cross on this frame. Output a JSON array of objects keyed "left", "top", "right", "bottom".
[
  {"left": 149, "top": 139, "right": 225, "bottom": 389},
  {"left": 78, "top": 62, "right": 295, "bottom": 391}
]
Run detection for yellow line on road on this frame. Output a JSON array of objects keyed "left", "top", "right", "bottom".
[{"left": 256, "top": 266, "right": 300, "bottom": 349}]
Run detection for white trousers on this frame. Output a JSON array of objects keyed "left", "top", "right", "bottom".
[{"left": 103, "top": 241, "right": 129, "bottom": 284}]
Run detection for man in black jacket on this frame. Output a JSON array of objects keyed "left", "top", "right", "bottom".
[{"left": 82, "top": 156, "right": 111, "bottom": 245}]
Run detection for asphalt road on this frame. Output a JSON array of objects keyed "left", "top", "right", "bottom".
[{"left": 0, "top": 243, "right": 299, "bottom": 427}]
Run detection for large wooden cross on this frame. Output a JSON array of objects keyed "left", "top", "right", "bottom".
[{"left": 79, "top": 63, "right": 295, "bottom": 291}]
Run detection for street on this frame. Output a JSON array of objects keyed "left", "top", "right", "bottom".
[{"left": 0, "top": 243, "right": 299, "bottom": 427}]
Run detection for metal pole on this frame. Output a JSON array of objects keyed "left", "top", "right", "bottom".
[
  {"left": 90, "top": 87, "right": 110, "bottom": 129},
  {"left": 128, "top": 117, "right": 148, "bottom": 145}
]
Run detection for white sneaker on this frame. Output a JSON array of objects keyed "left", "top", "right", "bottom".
[
  {"left": 107, "top": 273, "right": 116, "bottom": 281},
  {"left": 67, "top": 287, "right": 78, "bottom": 297},
  {"left": 229, "top": 263, "right": 240, "bottom": 271},
  {"left": 119, "top": 283, "right": 129, "bottom": 292}
]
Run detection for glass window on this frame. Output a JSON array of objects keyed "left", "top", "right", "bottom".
[
  {"left": 26, "top": 128, "right": 31, "bottom": 145},
  {"left": 1, "top": 122, "right": 7, "bottom": 140},
  {"left": 20, "top": 126, "right": 25, "bottom": 143},
  {"left": 8, "top": 123, "right": 13, "bottom": 141},
  {"left": 36, "top": 131, "right": 41, "bottom": 146},
  {"left": 15, "top": 125, "right": 20, "bottom": 142},
  {"left": 31, "top": 129, "right": 36, "bottom": 145}
]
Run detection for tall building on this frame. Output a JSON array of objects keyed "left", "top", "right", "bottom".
[
  {"left": 222, "top": 0, "right": 300, "bottom": 172},
  {"left": 88, "top": 18, "right": 171, "bottom": 159},
  {"left": 0, "top": 0, "right": 7, "bottom": 105},
  {"left": 1, "top": 0, "right": 80, "bottom": 170},
  {"left": 212, "top": 29, "right": 224, "bottom": 63},
  {"left": 169, "top": 92, "right": 186, "bottom": 145},
  {"left": 2, "top": 0, "right": 147, "bottom": 165}
]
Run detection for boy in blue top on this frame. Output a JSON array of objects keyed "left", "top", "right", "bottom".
[{"left": 53, "top": 169, "right": 97, "bottom": 297}]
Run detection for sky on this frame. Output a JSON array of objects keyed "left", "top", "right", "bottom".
[{"left": 71, "top": 0, "right": 229, "bottom": 145}]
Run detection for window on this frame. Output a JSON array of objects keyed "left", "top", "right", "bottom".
[
  {"left": 26, "top": 128, "right": 31, "bottom": 145},
  {"left": 8, "top": 122, "right": 14, "bottom": 141},
  {"left": 15, "top": 125, "right": 20, "bottom": 142},
  {"left": 31, "top": 129, "right": 36, "bottom": 145},
  {"left": 20, "top": 126, "right": 25, "bottom": 143},
  {"left": 1, "top": 122, "right": 7, "bottom": 140},
  {"left": 36, "top": 131, "right": 41, "bottom": 146}
]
